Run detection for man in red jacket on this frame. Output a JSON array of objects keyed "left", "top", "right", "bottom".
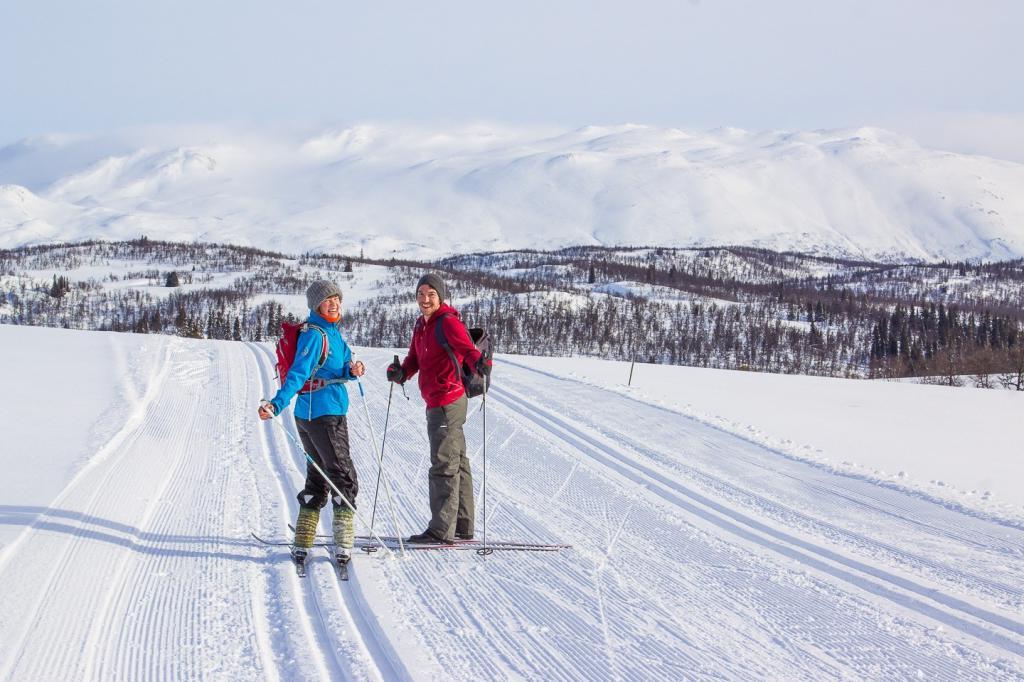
[{"left": 387, "top": 273, "right": 487, "bottom": 544}]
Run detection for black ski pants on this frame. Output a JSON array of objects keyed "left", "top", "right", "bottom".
[{"left": 294, "top": 414, "right": 359, "bottom": 511}]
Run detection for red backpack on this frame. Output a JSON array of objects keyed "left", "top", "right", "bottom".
[{"left": 275, "top": 321, "right": 329, "bottom": 394}]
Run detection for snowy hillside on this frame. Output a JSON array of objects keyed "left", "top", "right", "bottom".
[
  {"left": 3, "top": 124, "right": 1024, "bottom": 261},
  {"left": 1, "top": 323, "right": 1022, "bottom": 679}
]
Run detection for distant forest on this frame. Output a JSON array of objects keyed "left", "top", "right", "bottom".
[{"left": 2, "top": 238, "right": 1023, "bottom": 389}]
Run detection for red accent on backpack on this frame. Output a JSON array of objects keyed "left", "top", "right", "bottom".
[{"left": 275, "top": 320, "right": 328, "bottom": 394}]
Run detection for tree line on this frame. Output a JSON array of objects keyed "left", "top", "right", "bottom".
[{"left": 2, "top": 239, "right": 1023, "bottom": 388}]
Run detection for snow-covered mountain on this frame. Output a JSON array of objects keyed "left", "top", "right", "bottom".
[{"left": 2, "top": 123, "right": 1024, "bottom": 261}]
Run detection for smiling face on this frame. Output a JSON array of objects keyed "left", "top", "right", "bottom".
[
  {"left": 317, "top": 294, "right": 341, "bottom": 322},
  {"left": 416, "top": 284, "right": 441, "bottom": 319}
]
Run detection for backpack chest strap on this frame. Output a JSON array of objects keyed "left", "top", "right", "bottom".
[{"left": 301, "top": 377, "right": 349, "bottom": 393}]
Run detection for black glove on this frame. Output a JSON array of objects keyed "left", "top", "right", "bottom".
[
  {"left": 475, "top": 358, "right": 491, "bottom": 377},
  {"left": 386, "top": 356, "right": 405, "bottom": 384}
]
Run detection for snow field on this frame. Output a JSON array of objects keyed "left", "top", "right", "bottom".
[
  {"left": 523, "top": 355, "right": 1024, "bottom": 519},
  {"left": 0, "top": 325, "right": 1022, "bottom": 679}
]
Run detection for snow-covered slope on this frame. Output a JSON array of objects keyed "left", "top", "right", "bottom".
[
  {"left": 2, "top": 124, "right": 1024, "bottom": 260},
  {"left": 1, "top": 324, "right": 1022, "bottom": 679}
]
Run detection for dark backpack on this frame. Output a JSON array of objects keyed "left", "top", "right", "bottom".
[
  {"left": 434, "top": 313, "right": 492, "bottom": 397},
  {"left": 275, "top": 320, "right": 329, "bottom": 394}
]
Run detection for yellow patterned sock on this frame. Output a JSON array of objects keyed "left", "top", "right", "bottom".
[
  {"left": 293, "top": 507, "right": 320, "bottom": 550},
  {"left": 333, "top": 508, "right": 355, "bottom": 550}
]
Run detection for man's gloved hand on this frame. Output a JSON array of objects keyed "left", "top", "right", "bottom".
[
  {"left": 386, "top": 357, "right": 405, "bottom": 384},
  {"left": 475, "top": 358, "right": 492, "bottom": 377}
]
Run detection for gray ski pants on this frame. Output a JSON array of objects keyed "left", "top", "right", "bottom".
[{"left": 425, "top": 395, "right": 474, "bottom": 540}]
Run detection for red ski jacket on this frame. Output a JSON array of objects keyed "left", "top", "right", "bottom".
[{"left": 400, "top": 304, "right": 482, "bottom": 409}]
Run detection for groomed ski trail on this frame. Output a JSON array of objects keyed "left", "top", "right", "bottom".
[
  {"left": 1, "top": 336, "right": 1022, "bottom": 680},
  {"left": 245, "top": 341, "right": 405, "bottom": 681},
  {"left": 0, "top": 338, "right": 401, "bottom": 680}
]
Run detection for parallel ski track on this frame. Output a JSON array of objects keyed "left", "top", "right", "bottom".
[
  {"left": 493, "top": 376, "right": 1024, "bottom": 610},
  {"left": 329, "top": 351, "right": 702, "bottom": 680},
  {"left": 473, "top": 395, "right": 933, "bottom": 678},
  {"left": 0, "top": 337, "right": 176, "bottom": 680},
  {"left": 246, "top": 341, "right": 405, "bottom": 681},
  {"left": 0, "top": 339, "right": 278, "bottom": 680},
  {"left": 495, "top": 367, "right": 1024, "bottom": 600},
  {"left": 307, "top": 350, "right": 1020, "bottom": 679},
  {"left": 88, "top": 342, "right": 261, "bottom": 680},
  {"left": 499, "top": 359, "right": 1024, "bottom": 550},
  {"left": 489, "top": 378, "right": 1024, "bottom": 661}
]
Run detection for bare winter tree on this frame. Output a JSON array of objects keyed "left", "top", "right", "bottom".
[{"left": 997, "top": 346, "right": 1024, "bottom": 391}]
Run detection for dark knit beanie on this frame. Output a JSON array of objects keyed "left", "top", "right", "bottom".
[
  {"left": 306, "top": 280, "right": 342, "bottom": 310},
  {"left": 416, "top": 273, "right": 447, "bottom": 302}
]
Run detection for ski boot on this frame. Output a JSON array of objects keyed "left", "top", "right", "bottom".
[
  {"left": 333, "top": 507, "right": 355, "bottom": 581},
  {"left": 334, "top": 548, "right": 351, "bottom": 581},
  {"left": 290, "top": 547, "right": 309, "bottom": 577},
  {"left": 291, "top": 506, "right": 320, "bottom": 578}
]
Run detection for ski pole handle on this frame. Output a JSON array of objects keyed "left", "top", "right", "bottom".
[{"left": 258, "top": 399, "right": 276, "bottom": 420}]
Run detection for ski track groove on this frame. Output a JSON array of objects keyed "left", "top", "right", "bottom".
[
  {"left": 5, "top": 341, "right": 1024, "bottom": 679},
  {"left": 486, "top": 367, "right": 1024, "bottom": 673},
  {"left": 0, "top": 338, "right": 177, "bottom": 680},
  {"left": 247, "top": 341, "right": 405, "bottom": 682},
  {"left": 91, "top": 343, "right": 259, "bottom": 680},
  {"left": 86, "top": 384, "right": 201, "bottom": 681},
  {"left": 491, "top": 372, "right": 1024, "bottom": 614},
  {"left": 495, "top": 376, "right": 1024, "bottom": 600},
  {"left": 248, "top": 340, "right": 365, "bottom": 681},
  {"left": 340, "top": 351, "right": 962, "bottom": 679}
]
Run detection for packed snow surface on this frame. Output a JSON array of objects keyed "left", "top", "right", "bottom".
[
  {"left": 3, "top": 123, "right": 1024, "bottom": 260},
  {"left": 1, "top": 324, "right": 1022, "bottom": 679}
]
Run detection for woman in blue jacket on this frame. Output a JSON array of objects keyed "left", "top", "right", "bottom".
[{"left": 258, "top": 280, "right": 365, "bottom": 569}]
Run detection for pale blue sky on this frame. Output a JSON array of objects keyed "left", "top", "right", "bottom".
[{"left": 3, "top": 0, "right": 1023, "bottom": 157}]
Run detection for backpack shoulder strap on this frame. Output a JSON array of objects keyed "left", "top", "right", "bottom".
[
  {"left": 433, "top": 312, "right": 462, "bottom": 381},
  {"left": 302, "top": 323, "right": 330, "bottom": 371}
]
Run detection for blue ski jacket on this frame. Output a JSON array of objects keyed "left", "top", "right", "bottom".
[{"left": 270, "top": 310, "right": 355, "bottom": 420}]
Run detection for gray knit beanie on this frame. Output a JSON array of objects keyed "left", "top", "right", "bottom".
[
  {"left": 306, "top": 280, "right": 343, "bottom": 310},
  {"left": 416, "top": 273, "right": 446, "bottom": 302}
]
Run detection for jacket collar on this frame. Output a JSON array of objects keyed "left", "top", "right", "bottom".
[
  {"left": 307, "top": 310, "right": 340, "bottom": 330},
  {"left": 422, "top": 303, "right": 458, "bottom": 326}
]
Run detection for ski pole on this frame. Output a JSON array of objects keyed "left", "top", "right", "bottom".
[
  {"left": 356, "top": 379, "right": 406, "bottom": 556},
  {"left": 263, "top": 404, "right": 395, "bottom": 557},
  {"left": 368, "top": 378, "right": 395, "bottom": 531},
  {"left": 477, "top": 388, "right": 493, "bottom": 556}
]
